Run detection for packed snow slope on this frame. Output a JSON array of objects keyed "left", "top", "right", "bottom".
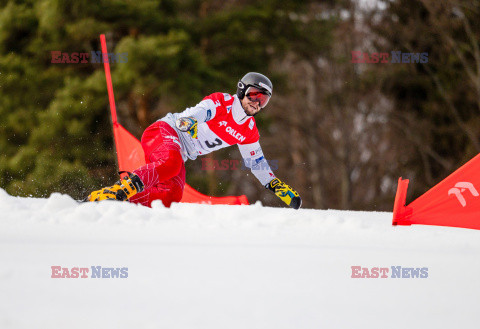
[{"left": 0, "top": 188, "right": 479, "bottom": 329}]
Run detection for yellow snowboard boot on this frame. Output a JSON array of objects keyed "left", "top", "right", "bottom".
[{"left": 85, "top": 172, "right": 144, "bottom": 202}]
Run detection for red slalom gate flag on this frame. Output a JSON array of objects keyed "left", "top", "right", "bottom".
[
  {"left": 113, "top": 123, "right": 146, "bottom": 171},
  {"left": 393, "top": 153, "right": 480, "bottom": 230},
  {"left": 100, "top": 34, "right": 248, "bottom": 206}
]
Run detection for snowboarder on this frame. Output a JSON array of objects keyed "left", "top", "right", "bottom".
[{"left": 85, "top": 72, "right": 302, "bottom": 209}]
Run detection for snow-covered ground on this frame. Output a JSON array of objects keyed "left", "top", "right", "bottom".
[{"left": 0, "top": 188, "right": 479, "bottom": 329}]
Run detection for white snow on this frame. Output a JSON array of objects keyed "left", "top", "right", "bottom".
[{"left": 0, "top": 188, "right": 479, "bottom": 328}]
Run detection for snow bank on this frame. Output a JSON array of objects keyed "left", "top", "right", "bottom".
[{"left": 0, "top": 188, "right": 479, "bottom": 329}]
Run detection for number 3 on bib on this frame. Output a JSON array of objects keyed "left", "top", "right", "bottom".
[{"left": 205, "top": 139, "right": 223, "bottom": 148}]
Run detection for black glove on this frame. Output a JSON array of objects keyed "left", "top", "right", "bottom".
[{"left": 266, "top": 178, "right": 302, "bottom": 209}]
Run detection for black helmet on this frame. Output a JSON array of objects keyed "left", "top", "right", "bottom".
[{"left": 237, "top": 72, "right": 273, "bottom": 108}]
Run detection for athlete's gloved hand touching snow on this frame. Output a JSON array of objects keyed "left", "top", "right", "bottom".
[{"left": 266, "top": 178, "right": 302, "bottom": 209}]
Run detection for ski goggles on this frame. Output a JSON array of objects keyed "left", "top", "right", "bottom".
[{"left": 245, "top": 86, "right": 271, "bottom": 108}]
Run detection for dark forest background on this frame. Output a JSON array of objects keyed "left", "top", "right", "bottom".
[{"left": 1, "top": 0, "right": 479, "bottom": 210}]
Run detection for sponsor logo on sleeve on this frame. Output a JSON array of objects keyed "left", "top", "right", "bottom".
[
  {"left": 165, "top": 135, "right": 181, "bottom": 147},
  {"left": 248, "top": 119, "right": 254, "bottom": 130},
  {"left": 254, "top": 156, "right": 265, "bottom": 164}
]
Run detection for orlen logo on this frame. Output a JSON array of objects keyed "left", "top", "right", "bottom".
[
  {"left": 448, "top": 182, "right": 479, "bottom": 207},
  {"left": 218, "top": 121, "right": 227, "bottom": 127},
  {"left": 225, "top": 126, "right": 245, "bottom": 142}
]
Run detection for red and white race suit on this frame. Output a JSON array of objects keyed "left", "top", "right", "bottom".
[{"left": 161, "top": 92, "right": 276, "bottom": 186}]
